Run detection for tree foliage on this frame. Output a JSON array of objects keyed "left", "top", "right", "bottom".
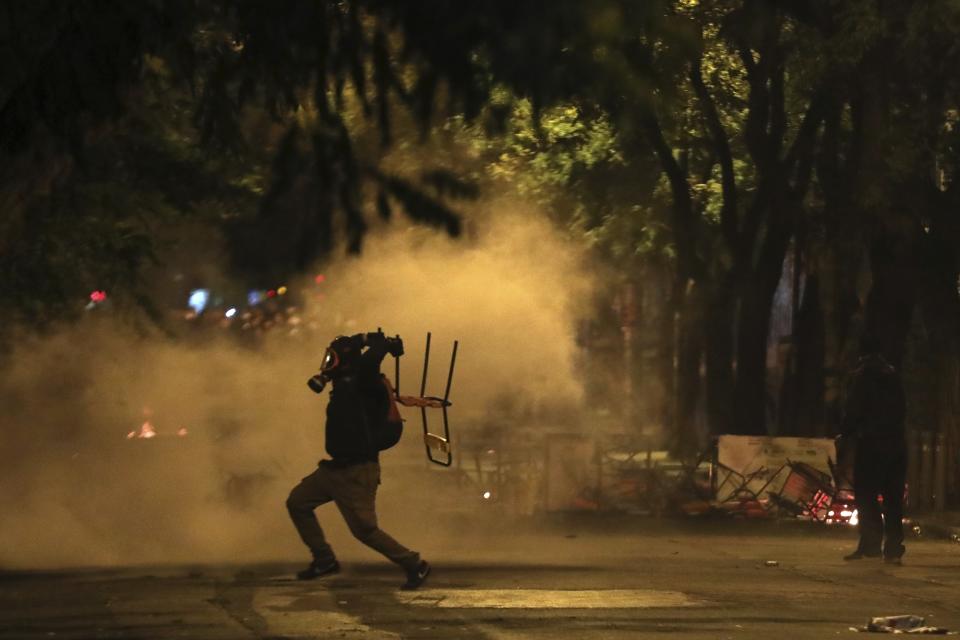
[
  {"left": 4, "top": 0, "right": 960, "bottom": 449},
  {"left": 1, "top": 0, "right": 676, "bottom": 325}
]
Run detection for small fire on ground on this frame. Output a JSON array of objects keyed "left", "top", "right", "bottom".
[{"left": 126, "top": 421, "right": 188, "bottom": 440}]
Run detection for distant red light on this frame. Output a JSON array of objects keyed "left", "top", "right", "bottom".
[
  {"left": 90, "top": 290, "right": 107, "bottom": 303},
  {"left": 314, "top": 274, "right": 326, "bottom": 284},
  {"left": 266, "top": 289, "right": 277, "bottom": 298}
]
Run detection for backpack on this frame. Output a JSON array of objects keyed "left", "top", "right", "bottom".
[{"left": 369, "top": 374, "right": 403, "bottom": 451}]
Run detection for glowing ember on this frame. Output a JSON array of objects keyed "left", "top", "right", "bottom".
[{"left": 127, "top": 421, "right": 156, "bottom": 439}]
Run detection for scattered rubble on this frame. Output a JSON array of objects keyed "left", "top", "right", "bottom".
[{"left": 851, "top": 615, "right": 957, "bottom": 634}]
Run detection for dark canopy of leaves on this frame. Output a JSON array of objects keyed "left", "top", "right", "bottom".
[{"left": 1, "top": 0, "right": 675, "bottom": 322}]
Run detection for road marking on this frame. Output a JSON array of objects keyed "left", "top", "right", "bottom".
[
  {"left": 397, "top": 588, "right": 702, "bottom": 609},
  {"left": 104, "top": 583, "right": 253, "bottom": 638},
  {"left": 254, "top": 587, "right": 399, "bottom": 639}
]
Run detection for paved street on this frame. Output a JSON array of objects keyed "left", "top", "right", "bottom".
[{"left": 3, "top": 517, "right": 960, "bottom": 639}]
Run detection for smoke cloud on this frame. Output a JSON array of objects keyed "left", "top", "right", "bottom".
[{"left": 0, "top": 207, "right": 592, "bottom": 568}]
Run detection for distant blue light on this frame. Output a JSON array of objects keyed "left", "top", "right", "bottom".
[
  {"left": 247, "top": 290, "right": 265, "bottom": 306},
  {"left": 188, "top": 289, "right": 210, "bottom": 314}
]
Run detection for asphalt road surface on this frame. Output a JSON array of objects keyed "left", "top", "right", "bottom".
[{"left": 3, "top": 517, "right": 960, "bottom": 639}]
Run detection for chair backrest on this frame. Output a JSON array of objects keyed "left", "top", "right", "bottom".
[{"left": 780, "top": 460, "right": 834, "bottom": 503}]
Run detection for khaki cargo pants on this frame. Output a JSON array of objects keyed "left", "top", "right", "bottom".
[{"left": 286, "top": 461, "right": 420, "bottom": 571}]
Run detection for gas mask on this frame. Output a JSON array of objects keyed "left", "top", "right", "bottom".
[{"left": 307, "top": 335, "right": 363, "bottom": 393}]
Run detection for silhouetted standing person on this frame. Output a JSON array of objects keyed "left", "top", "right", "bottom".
[
  {"left": 840, "top": 339, "right": 907, "bottom": 564},
  {"left": 286, "top": 331, "right": 430, "bottom": 589}
]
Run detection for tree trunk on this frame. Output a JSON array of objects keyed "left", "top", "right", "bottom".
[
  {"left": 733, "top": 224, "right": 792, "bottom": 435},
  {"left": 918, "top": 215, "right": 960, "bottom": 505},
  {"left": 733, "top": 281, "right": 773, "bottom": 434},
  {"left": 704, "top": 284, "right": 735, "bottom": 436},
  {"left": 861, "top": 223, "right": 919, "bottom": 368},
  {"left": 660, "top": 269, "right": 678, "bottom": 437},
  {"left": 673, "top": 278, "right": 705, "bottom": 455},
  {"left": 792, "top": 274, "right": 826, "bottom": 436}
]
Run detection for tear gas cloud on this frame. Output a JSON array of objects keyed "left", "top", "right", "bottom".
[{"left": 0, "top": 208, "right": 594, "bottom": 568}]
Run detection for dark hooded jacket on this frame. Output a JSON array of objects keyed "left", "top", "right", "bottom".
[
  {"left": 840, "top": 353, "right": 906, "bottom": 445},
  {"left": 324, "top": 338, "right": 390, "bottom": 464}
]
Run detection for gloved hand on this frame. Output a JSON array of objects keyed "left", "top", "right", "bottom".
[
  {"left": 363, "top": 330, "right": 402, "bottom": 356},
  {"left": 364, "top": 331, "right": 386, "bottom": 348},
  {"left": 385, "top": 336, "right": 404, "bottom": 357}
]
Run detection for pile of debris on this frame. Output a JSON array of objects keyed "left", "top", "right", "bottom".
[{"left": 851, "top": 614, "right": 956, "bottom": 634}]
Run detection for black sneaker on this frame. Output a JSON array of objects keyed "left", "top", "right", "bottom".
[
  {"left": 843, "top": 550, "right": 881, "bottom": 561},
  {"left": 401, "top": 560, "right": 430, "bottom": 590},
  {"left": 883, "top": 555, "right": 903, "bottom": 565},
  {"left": 297, "top": 559, "right": 340, "bottom": 580}
]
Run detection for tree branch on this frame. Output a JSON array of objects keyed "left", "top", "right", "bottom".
[
  {"left": 690, "top": 56, "right": 738, "bottom": 249},
  {"left": 642, "top": 113, "right": 704, "bottom": 279},
  {"left": 737, "top": 44, "right": 768, "bottom": 164},
  {"left": 815, "top": 97, "right": 843, "bottom": 206},
  {"left": 767, "top": 57, "right": 786, "bottom": 165},
  {"left": 784, "top": 89, "right": 826, "bottom": 200}
]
